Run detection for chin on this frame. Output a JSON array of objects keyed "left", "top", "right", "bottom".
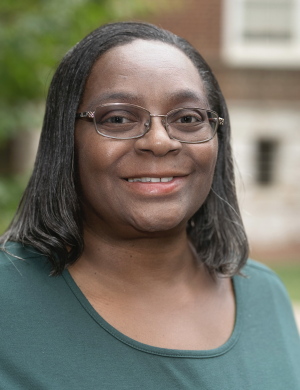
[{"left": 131, "top": 213, "right": 187, "bottom": 234}]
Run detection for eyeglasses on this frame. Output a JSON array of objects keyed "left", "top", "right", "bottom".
[{"left": 76, "top": 103, "right": 224, "bottom": 144}]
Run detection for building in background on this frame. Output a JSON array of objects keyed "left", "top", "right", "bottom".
[{"left": 149, "top": 0, "right": 300, "bottom": 260}]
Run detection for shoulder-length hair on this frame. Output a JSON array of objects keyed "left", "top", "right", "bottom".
[{"left": 0, "top": 22, "right": 248, "bottom": 276}]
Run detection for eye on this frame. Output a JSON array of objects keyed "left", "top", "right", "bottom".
[
  {"left": 104, "top": 116, "right": 132, "bottom": 124},
  {"left": 176, "top": 115, "right": 202, "bottom": 124},
  {"left": 169, "top": 109, "right": 205, "bottom": 125},
  {"left": 95, "top": 108, "right": 139, "bottom": 126}
]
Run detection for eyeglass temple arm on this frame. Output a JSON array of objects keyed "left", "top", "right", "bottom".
[
  {"left": 209, "top": 117, "right": 224, "bottom": 126},
  {"left": 75, "top": 111, "right": 95, "bottom": 119}
]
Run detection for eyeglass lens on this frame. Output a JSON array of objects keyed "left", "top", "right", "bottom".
[{"left": 94, "top": 104, "right": 218, "bottom": 142}]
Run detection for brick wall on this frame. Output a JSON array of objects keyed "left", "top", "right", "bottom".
[
  {"left": 148, "top": 0, "right": 221, "bottom": 60},
  {"left": 148, "top": 0, "right": 300, "bottom": 102}
]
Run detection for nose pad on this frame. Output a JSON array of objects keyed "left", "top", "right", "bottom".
[
  {"left": 161, "top": 118, "right": 168, "bottom": 130},
  {"left": 144, "top": 120, "right": 151, "bottom": 131}
]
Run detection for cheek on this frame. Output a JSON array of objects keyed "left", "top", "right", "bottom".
[
  {"left": 75, "top": 129, "right": 145, "bottom": 227},
  {"left": 74, "top": 127, "right": 123, "bottom": 201},
  {"left": 187, "top": 137, "right": 218, "bottom": 210},
  {"left": 192, "top": 136, "right": 218, "bottom": 176},
  {"left": 75, "top": 125, "right": 128, "bottom": 177}
]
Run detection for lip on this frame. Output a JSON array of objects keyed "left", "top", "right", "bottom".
[
  {"left": 123, "top": 173, "right": 187, "bottom": 178},
  {"left": 122, "top": 176, "right": 188, "bottom": 196}
]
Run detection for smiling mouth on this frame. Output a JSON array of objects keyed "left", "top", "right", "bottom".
[{"left": 126, "top": 177, "right": 173, "bottom": 183}]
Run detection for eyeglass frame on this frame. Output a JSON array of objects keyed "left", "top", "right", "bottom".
[{"left": 76, "top": 103, "right": 224, "bottom": 144}]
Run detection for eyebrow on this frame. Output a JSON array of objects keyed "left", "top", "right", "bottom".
[
  {"left": 166, "top": 90, "right": 209, "bottom": 106},
  {"left": 87, "top": 89, "right": 209, "bottom": 110},
  {"left": 87, "top": 92, "right": 141, "bottom": 110}
]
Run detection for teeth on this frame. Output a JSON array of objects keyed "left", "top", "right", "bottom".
[
  {"left": 150, "top": 178, "right": 160, "bottom": 183},
  {"left": 128, "top": 177, "right": 173, "bottom": 183}
]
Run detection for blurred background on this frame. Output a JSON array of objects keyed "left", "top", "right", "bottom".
[{"left": 0, "top": 0, "right": 299, "bottom": 325}]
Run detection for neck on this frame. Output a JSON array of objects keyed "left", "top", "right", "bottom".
[{"left": 69, "top": 224, "right": 201, "bottom": 293}]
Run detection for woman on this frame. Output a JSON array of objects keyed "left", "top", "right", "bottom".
[{"left": 0, "top": 22, "right": 299, "bottom": 389}]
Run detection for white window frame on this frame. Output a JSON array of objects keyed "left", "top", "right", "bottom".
[{"left": 222, "top": 0, "right": 300, "bottom": 68}]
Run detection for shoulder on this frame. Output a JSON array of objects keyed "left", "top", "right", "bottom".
[
  {"left": 0, "top": 242, "right": 67, "bottom": 320},
  {"left": 0, "top": 241, "right": 51, "bottom": 283},
  {"left": 238, "top": 259, "right": 296, "bottom": 324},
  {"left": 234, "top": 260, "right": 300, "bottom": 380},
  {"left": 242, "top": 258, "right": 288, "bottom": 295}
]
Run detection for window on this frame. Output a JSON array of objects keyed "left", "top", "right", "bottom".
[
  {"left": 256, "top": 139, "right": 278, "bottom": 185},
  {"left": 243, "top": 0, "right": 293, "bottom": 42},
  {"left": 222, "top": 0, "right": 300, "bottom": 67}
]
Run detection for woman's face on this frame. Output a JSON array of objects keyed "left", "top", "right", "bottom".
[{"left": 75, "top": 40, "right": 218, "bottom": 238}]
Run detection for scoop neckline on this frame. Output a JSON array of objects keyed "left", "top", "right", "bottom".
[{"left": 62, "top": 270, "right": 244, "bottom": 359}]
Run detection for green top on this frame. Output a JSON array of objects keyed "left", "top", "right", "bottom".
[{"left": 0, "top": 242, "right": 299, "bottom": 389}]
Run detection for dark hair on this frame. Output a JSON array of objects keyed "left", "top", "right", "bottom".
[{"left": 0, "top": 22, "right": 248, "bottom": 276}]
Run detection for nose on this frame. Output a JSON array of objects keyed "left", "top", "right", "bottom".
[{"left": 134, "top": 116, "right": 182, "bottom": 157}]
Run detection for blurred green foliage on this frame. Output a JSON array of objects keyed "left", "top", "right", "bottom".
[
  {"left": 0, "top": 0, "right": 169, "bottom": 142},
  {"left": 0, "top": 175, "right": 30, "bottom": 234}
]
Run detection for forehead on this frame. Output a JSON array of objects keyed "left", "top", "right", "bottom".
[{"left": 82, "top": 40, "right": 208, "bottom": 110}]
